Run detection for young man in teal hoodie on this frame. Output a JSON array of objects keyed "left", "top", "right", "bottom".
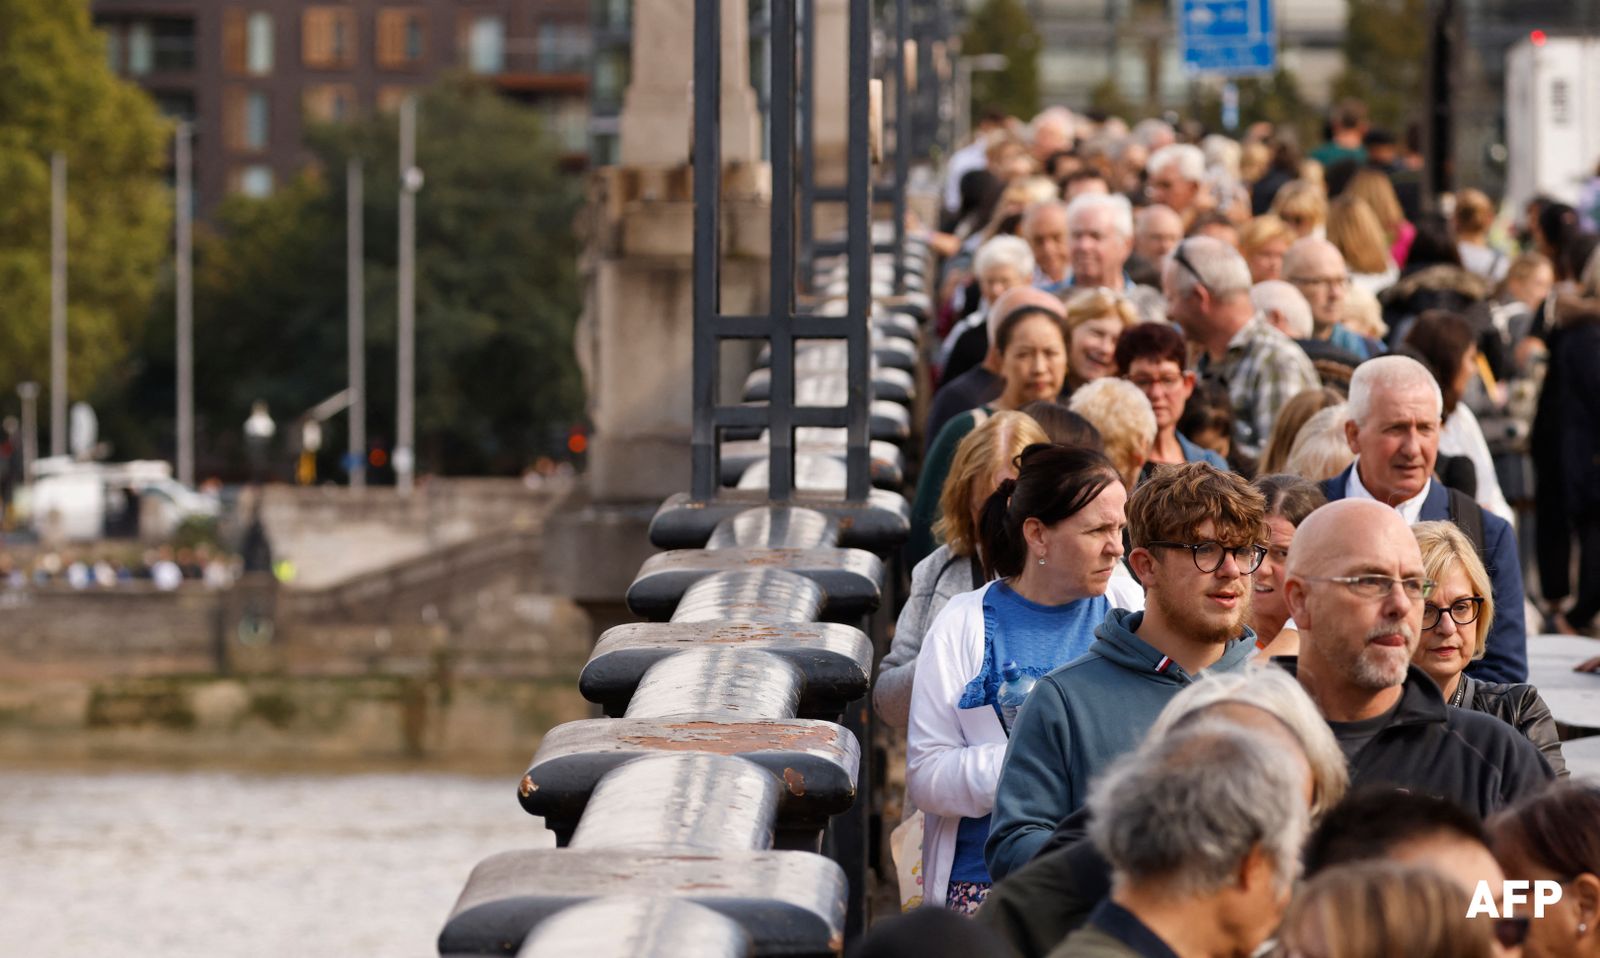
[{"left": 985, "top": 462, "right": 1268, "bottom": 880}]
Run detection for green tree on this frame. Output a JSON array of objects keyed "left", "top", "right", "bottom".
[
  {"left": 105, "top": 79, "right": 586, "bottom": 479},
  {"left": 1186, "top": 69, "right": 1321, "bottom": 149},
  {"left": 1332, "top": 0, "right": 1428, "bottom": 133},
  {"left": 0, "top": 0, "right": 171, "bottom": 427},
  {"left": 962, "top": 0, "right": 1041, "bottom": 121}
]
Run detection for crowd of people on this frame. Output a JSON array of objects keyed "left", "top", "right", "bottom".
[
  {"left": 0, "top": 545, "right": 235, "bottom": 591},
  {"left": 864, "top": 98, "right": 1600, "bottom": 957}
]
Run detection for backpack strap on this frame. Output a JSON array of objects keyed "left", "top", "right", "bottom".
[{"left": 1446, "top": 486, "right": 1489, "bottom": 564}]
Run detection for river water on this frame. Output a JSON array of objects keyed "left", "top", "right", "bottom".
[{"left": 0, "top": 769, "right": 553, "bottom": 957}]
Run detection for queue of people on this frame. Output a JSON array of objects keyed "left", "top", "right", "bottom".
[{"left": 868, "top": 97, "right": 1600, "bottom": 958}]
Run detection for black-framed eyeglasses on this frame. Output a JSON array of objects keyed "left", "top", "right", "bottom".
[
  {"left": 1170, "top": 241, "right": 1206, "bottom": 290},
  {"left": 1493, "top": 916, "right": 1530, "bottom": 949},
  {"left": 1422, "top": 595, "right": 1485, "bottom": 630},
  {"left": 1302, "top": 575, "right": 1437, "bottom": 601},
  {"left": 1147, "top": 540, "right": 1267, "bottom": 575}
]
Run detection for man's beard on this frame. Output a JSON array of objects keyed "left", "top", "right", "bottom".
[
  {"left": 1347, "top": 622, "right": 1418, "bottom": 690},
  {"left": 1152, "top": 583, "right": 1250, "bottom": 645}
]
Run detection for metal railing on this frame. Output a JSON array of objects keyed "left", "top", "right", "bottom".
[{"left": 441, "top": 0, "right": 947, "bottom": 950}]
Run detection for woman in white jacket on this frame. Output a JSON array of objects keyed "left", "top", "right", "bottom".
[{"left": 906, "top": 443, "right": 1144, "bottom": 914}]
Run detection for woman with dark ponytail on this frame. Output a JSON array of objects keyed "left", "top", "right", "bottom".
[{"left": 906, "top": 443, "right": 1145, "bottom": 916}]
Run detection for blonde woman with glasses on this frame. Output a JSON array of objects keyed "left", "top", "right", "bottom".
[{"left": 1410, "top": 521, "right": 1568, "bottom": 776}]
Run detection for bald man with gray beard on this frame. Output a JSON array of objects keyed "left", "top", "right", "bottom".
[{"left": 1280, "top": 499, "right": 1551, "bottom": 818}]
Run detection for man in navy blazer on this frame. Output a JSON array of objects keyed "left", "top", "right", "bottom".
[{"left": 1320, "top": 356, "right": 1528, "bottom": 683}]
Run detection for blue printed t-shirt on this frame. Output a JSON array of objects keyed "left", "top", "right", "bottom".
[{"left": 948, "top": 581, "right": 1110, "bottom": 884}]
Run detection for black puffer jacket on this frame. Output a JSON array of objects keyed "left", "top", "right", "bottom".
[
  {"left": 1381, "top": 265, "right": 1490, "bottom": 348},
  {"left": 1531, "top": 296, "right": 1600, "bottom": 517},
  {"left": 1454, "top": 674, "right": 1569, "bottom": 778}
]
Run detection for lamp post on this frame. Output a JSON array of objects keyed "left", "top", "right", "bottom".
[
  {"left": 16, "top": 382, "right": 38, "bottom": 490},
  {"left": 244, "top": 401, "right": 276, "bottom": 485}
]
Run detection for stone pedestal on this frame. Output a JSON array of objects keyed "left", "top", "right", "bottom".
[{"left": 577, "top": 0, "right": 770, "bottom": 505}]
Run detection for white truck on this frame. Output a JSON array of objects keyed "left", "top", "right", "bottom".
[
  {"left": 27, "top": 458, "right": 220, "bottom": 542},
  {"left": 1505, "top": 34, "right": 1600, "bottom": 216}
]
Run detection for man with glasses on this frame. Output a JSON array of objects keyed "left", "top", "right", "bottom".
[
  {"left": 1280, "top": 499, "right": 1552, "bottom": 818},
  {"left": 1321, "top": 355, "right": 1529, "bottom": 684},
  {"left": 1164, "top": 235, "right": 1320, "bottom": 459},
  {"left": 986, "top": 463, "right": 1263, "bottom": 879},
  {"left": 1283, "top": 237, "right": 1382, "bottom": 360}
]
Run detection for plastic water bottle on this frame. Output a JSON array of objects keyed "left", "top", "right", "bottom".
[{"left": 997, "top": 661, "right": 1036, "bottom": 735}]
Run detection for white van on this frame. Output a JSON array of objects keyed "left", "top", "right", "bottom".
[{"left": 28, "top": 458, "right": 220, "bottom": 542}]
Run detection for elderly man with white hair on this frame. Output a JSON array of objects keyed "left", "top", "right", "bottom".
[
  {"left": 1131, "top": 205, "right": 1184, "bottom": 282},
  {"left": 1022, "top": 201, "right": 1071, "bottom": 294},
  {"left": 1317, "top": 355, "right": 1529, "bottom": 683},
  {"left": 937, "top": 235, "right": 1036, "bottom": 386},
  {"left": 1164, "top": 235, "right": 1320, "bottom": 458},
  {"left": 1251, "top": 279, "right": 1314, "bottom": 340},
  {"left": 1049, "top": 723, "right": 1312, "bottom": 958},
  {"left": 1028, "top": 107, "right": 1075, "bottom": 165},
  {"left": 1064, "top": 194, "right": 1135, "bottom": 292},
  {"left": 1146, "top": 143, "right": 1208, "bottom": 227}
]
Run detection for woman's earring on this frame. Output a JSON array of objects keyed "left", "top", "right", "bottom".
[{"left": 1037, "top": 555, "right": 1046, "bottom": 566}]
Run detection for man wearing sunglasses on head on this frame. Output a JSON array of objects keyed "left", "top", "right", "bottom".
[
  {"left": 1280, "top": 499, "right": 1552, "bottom": 819},
  {"left": 1163, "top": 235, "right": 1320, "bottom": 460}
]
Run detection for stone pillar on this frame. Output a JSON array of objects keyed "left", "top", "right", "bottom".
[
  {"left": 811, "top": 0, "right": 852, "bottom": 237},
  {"left": 574, "top": 0, "right": 769, "bottom": 507},
  {"left": 618, "top": 0, "right": 761, "bottom": 169}
]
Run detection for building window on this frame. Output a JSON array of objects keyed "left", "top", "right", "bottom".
[
  {"left": 151, "top": 17, "right": 197, "bottom": 71},
  {"left": 304, "top": 84, "right": 357, "bottom": 124},
  {"left": 237, "top": 166, "right": 275, "bottom": 198},
  {"left": 592, "top": 49, "right": 628, "bottom": 106},
  {"left": 376, "top": 86, "right": 415, "bottom": 114},
  {"left": 127, "top": 21, "right": 154, "bottom": 75},
  {"left": 303, "top": 6, "right": 357, "bottom": 69},
  {"left": 105, "top": 28, "right": 122, "bottom": 73},
  {"left": 246, "top": 92, "right": 270, "bottom": 149},
  {"left": 377, "top": 8, "right": 427, "bottom": 69},
  {"left": 537, "top": 23, "right": 590, "bottom": 74},
  {"left": 226, "top": 88, "right": 271, "bottom": 152},
  {"left": 466, "top": 15, "right": 504, "bottom": 74},
  {"left": 247, "top": 13, "right": 274, "bottom": 74},
  {"left": 542, "top": 99, "right": 589, "bottom": 154},
  {"left": 597, "top": 0, "right": 630, "bottom": 32}
]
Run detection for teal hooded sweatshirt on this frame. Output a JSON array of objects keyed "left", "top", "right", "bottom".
[{"left": 983, "top": 607, "right": 1257, "bottom": 881}]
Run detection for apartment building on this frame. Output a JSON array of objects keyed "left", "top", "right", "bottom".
[{"left": 91, "top": 0, "right": 591, "bottom": 216}]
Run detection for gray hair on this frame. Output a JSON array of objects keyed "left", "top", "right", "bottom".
[
  {"left": 1028, "top": 107, "right": 1075, "bottom": 146},
  {"left": 1145, "top": 667, "right": 1348, "bottom": 822},
  {"left": 1346, "top": 355, "right": 1443, "bottom": 425},
  {"left": 1089, "top": 723, "right": 1311, "bottom": 898},
  {"left": 1020, "top": 200, "right": 1068, "bottom": 239},
  {"left": 1135, "top": 204, "right": 1183, "bottom": 237},
  {"left": 1202, "top": 134, "right": 1242, "bottom": 179},
  {"left": 1252, "top": 280, "right": 1315, "bottom": 339},
  {"left": 973, "top": 234, "right": 1036, "bottom": 280},
  {"left": 1165, "top": 235, "right": 1254, "bottom": 300},
  {"left": 1132, "top": 118, "right": 1175, "bottom": 149},
  {"left": 1147, "top": 143, "right": 1206, "bottom": 184},
  {"left": 1066, "top": 192, "right": 1134, "bottom": 239}
]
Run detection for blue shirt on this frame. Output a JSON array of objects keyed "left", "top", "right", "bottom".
[{"left": 949, "top": 582, "right": 1110, "bottom": 883}]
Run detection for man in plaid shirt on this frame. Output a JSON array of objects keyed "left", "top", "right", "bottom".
[{"left": 1163, "top": 235, "right": 1321, "bottom": 459}]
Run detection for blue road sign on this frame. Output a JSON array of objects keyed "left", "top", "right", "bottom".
[{"left": 1179, "top": 0, "right": 1277, "bottom": 77}]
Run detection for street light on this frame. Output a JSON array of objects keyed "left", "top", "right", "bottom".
[{"left": 244, "top": 400, "right": 276, "bottom": 484}]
